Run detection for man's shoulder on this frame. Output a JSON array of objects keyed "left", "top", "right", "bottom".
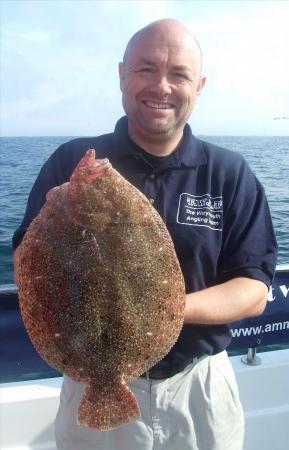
[
  {"left": 56, "top": 132, "right": 115, "bottom": 158},
  {"left": 46, "top": 132, "right": 116, "bottom": 177},
  {"left": 193, "top": 137, "right": 257, "bottom": 190},
  {"left": 197, "top": 138, "right": 251, "bottom": 176},
  {"left": 196, "top": 137, "right": 245, "bottom": 168}
]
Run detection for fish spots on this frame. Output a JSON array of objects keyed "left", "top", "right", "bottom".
[{"left": 17, "top": 150, "right": 185, "bottom": 431}]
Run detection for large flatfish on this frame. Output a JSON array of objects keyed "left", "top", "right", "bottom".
[{"left": 16, "top": 149, "right": 186, "bottom": 430}]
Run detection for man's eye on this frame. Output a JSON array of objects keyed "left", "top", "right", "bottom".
[
  {"left": 139, "top": 67, "right": 153, "bottom": 73},
  {"left": 173, "top": 73, "right": 188, "bottom": 79}
]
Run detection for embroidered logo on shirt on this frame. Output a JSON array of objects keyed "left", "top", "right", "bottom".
[{"left": 177, "top": 193, "right": 223, "bottom": 231}]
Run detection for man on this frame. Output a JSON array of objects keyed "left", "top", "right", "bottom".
[{"left": 13, "top": 19, "right": 277, "bottom": 450}]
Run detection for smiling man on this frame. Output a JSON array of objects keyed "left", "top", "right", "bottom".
[
  {"left": 13, "top": 19, "right": 277, "bottom": 450},
  {"left": 119, "top": 22, "right": 205, "bottom": 154}
]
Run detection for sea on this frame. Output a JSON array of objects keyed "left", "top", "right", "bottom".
[{"left": 0, "top": 135, "right": 288, "bottom": 285}]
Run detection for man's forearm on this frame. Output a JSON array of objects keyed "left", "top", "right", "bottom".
[{"left": 184, "top": 277, "right": 268, "bottom": 325}]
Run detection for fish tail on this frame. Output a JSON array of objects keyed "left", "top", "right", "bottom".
[{"left": 77, "top": 380, "right": 140, "bottom": 431}]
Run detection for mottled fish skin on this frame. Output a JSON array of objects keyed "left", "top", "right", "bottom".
[{"left": 16, "top": 149, "right": 186, "bottom": 430}]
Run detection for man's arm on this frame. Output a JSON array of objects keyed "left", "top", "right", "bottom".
[{"left": 184, "top": 277, "right": 268, "bottom": 325}]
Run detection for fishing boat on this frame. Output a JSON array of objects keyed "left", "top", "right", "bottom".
[{"left": 1, "top": 264, "right": 288, "bottom": 450}]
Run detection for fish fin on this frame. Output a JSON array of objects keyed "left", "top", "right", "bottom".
[
  {"left": 70, "top": 149, "right": 111, "bottom": 185},
  {"left": 77, "top": 380, "right": 140, "bottom": 431}
]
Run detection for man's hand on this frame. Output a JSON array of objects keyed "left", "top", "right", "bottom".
[{"left": 184, "top": 277, "right": 268, "bottom": 325}]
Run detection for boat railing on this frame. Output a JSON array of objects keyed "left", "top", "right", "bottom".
[{"left": 229, "top": 264, "right": 289, "bottom": 363}]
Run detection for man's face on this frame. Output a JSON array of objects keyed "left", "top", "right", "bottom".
[{"left": 119, "top": 31, "right": 206, "bottom": 142}]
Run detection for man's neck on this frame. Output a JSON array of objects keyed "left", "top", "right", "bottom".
[{"left": 128, "top": 125, "right": 184, "bottom": 157}]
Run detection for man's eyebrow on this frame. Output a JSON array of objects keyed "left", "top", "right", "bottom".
[
  {"left": 171, "top": 64, "right": 192, "bottom": 72},
  {"left": 135, "top": 59, "right": 192, "bottom": 73},
  {"left": 136, "top": 57, "right": 155, "bottom": 66}
]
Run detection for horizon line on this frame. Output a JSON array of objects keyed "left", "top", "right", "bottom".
[{"left": 1, "top": 134, "right": 289, "bottom": 139}]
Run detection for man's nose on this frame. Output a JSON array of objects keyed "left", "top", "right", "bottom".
[{"left": 151, "top": 75, "right": 172, "bottom": 96}]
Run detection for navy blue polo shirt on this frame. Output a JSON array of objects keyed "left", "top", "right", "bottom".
[{"left": 13, "top": 116, "right": 277, "bottom": 369}]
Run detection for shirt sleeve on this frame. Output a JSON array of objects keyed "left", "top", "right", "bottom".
[
  {"left": 219, "top": 158, "right": 278, "bottom": 288},
  {"left": 12, "top": 144, "right": 71, "bottom": 250}
]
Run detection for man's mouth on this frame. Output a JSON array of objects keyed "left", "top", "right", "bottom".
[{"left": 142, "top": 100, "right": 174, "bottom": 110}]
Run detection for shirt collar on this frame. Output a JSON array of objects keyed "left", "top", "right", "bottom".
[{"left": 113, "top": 116, "right": 207, "bottom": 168}]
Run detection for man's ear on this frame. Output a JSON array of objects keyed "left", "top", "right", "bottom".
[
  {"left": 119, "top": 62, "right": 125, "bottom": 92},
  {"left": 196, "top": 75, "right": 207, "bottom": 97}
]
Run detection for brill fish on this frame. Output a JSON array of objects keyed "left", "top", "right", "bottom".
[{"left": 16, "top": 149, "right": 186, "bottom": 430}]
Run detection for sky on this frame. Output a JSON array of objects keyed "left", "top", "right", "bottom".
[{"left": 1, "top": 0, "right": 289, "bottom": 136}]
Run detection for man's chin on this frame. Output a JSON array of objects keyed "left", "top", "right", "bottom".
[{"left": 140, "top": 120, "right": 176, "bottom": 136}]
